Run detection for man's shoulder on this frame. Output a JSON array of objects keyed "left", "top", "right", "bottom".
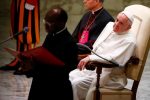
[
  {"left": 105, "top": 22, "right": 114, "bottom": 28},
  {"left": 102, "top": 9, "right": 112, "bottom": 15},
  {"left": 101, "top": 9, "right": 115, "bottom": 21}
]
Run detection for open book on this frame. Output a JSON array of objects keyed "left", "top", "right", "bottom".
[
  {"left": 4, "top": 47, "right": 65, "bottom": 66},
  {"left": 4, "top": 47, "right": 20, "bottom": 59}
]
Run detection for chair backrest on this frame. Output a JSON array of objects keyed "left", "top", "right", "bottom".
[{"left": 124, "top": 4, "right": 150, "bottom": 81}]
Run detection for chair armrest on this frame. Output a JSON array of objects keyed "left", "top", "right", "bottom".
[
  {"left": 85, "top": 56, "right": 139, "bottom": 70},
  {"left": 85, "top": 61, "right": 117, "bottom": 70}
]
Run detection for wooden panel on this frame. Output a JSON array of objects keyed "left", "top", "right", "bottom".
[{"left": 101, "top": 94, "right": 132, "bottom": 100}]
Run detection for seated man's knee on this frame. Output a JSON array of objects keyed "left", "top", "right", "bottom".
[{"left": 69, "top": 69, "right": 82, "bottom": 81}]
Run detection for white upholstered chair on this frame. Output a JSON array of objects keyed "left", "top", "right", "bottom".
[{"left": 86, "top": 4, "right": 150, "bottom": 100}]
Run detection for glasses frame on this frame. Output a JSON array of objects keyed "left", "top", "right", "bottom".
[{"left": 43, "top": 19, "right": 53, "bottom": 27}]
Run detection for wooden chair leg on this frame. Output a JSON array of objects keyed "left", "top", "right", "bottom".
[
  {"left": 94, "top": 67, "right": 102, "bottom": 100},
  {"left": 131, "top": 81, "right": 139, "bottom": 100}
]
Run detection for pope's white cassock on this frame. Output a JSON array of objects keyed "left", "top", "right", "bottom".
[{"left": 69, "top": 22, "right": 136, "bottom": 100}]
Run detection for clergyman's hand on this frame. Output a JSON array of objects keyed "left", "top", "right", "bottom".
[
  {"left": 17, "top": 52, "right": 33, "bottom": 72},
  {"left": 77, "top": 56, "right": 90, "bottom": 70}
]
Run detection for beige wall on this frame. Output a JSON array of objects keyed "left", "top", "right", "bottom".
[{"left": 40, "top": 0, "right": 150, "bottom": 33}]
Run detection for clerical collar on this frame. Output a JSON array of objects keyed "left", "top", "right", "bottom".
[
  {"left": 91, "top": 7, "right": 103, "bottom": 14},
  {"left": 53, "top": 27, "right": 66, "bottom": 36}
]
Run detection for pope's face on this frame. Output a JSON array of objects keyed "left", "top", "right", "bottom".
[{"left": 113, "top": 13, "right": 131, "bottom": 34}]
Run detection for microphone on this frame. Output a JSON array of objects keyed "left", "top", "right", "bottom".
[
  {"left": 0, "top": 27, "right": 29, "bottom": 45},
  {"left": 77, "top": 43, "right": 120, "bottom": 67}
]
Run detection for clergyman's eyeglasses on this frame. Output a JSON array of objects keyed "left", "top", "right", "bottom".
[{"left": 43, "top": 19, "right": 52, "bottom": 27}]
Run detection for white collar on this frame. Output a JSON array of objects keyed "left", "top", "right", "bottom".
[
  {"left": 54, "top": 27, "right": 66, "bottom": 35},
  {"left": 91, "top": 7, "right": 103, "bottom": 14}
]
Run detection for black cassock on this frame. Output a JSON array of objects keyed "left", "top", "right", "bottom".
[
  {"left": 22, "top": 28, "right": 78, "bottom": 100},
  {"left": 72, "top": 8, "right": 114, "bottom": 54}
]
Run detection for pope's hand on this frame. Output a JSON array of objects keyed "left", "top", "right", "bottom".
[{"left": 77, "top": 56, "right": 90, "bottom": 70}]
